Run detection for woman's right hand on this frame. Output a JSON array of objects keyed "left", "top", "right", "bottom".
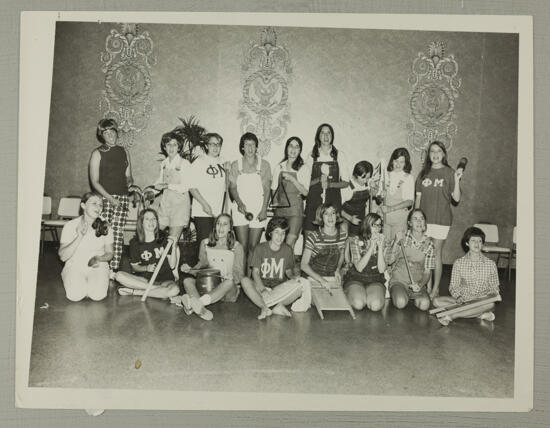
[
  {"left": 180, "top": 263, "right": 192, "bottom": 273},
  {"left": 394, "top": 231, "right": 405, "bottom": 245},
  {"left": 350, "top": 214, "right": 361, "bottom": 225},
  {"left": 202, "top": 202, "right": 214, "bottom": 217},
  {"left": 147, "top": 263, "right": 157, "bottom": 273},
  {"left": 109, "top": 196, "right": 121, "bottom": 208},
  {"left": 237, "top": 202, "right": 247, "bottom": 215}
]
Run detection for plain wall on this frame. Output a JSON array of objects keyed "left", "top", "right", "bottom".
[{"left": 43, "top": 22, "right": 518, "bottom": 264}]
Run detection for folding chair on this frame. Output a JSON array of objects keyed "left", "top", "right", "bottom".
[
  {"left": 42, "top": 196, "right": 82, "bottom": 248},
  {"left": 473, "top": 223, "right": 512, "bottom": 279}
]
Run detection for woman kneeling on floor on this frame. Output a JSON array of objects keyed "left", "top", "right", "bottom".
[
  {"left": 180, "top": 213, "right": 244, "bottom": 321},
  {"left": 343, "top": 213, "right": 387, "bottom": 312},
  {"left": 113, "top": 208, "right": 180, "bottom": 299},
  {"left": 59, "top": 192, "right": 113, "bottom": 302},
  {"left": 432, "top": 226, "right": 500, "bottom": 326},
  {"left": 385, "top": 208, "right": 434, "bottom": 311},
  {"left": 241, "top": 217, "right": 312, "bottom": 320}
]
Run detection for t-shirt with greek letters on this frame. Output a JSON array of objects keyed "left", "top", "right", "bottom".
[
  {"left": 249, "top": 242, "right": 295, "bottom": 289},
  {"left": 128, "top": 236, "right": 174, "bottom": 282},
  {"left": 415, "top": 166, "right": 455, "bottom": 226}
]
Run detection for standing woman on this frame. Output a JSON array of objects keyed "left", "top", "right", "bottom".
[
  {"left": 300, "top": 203, "right": 348, "bottom": 291},
  {"left": 415, "top": 141, "right": 463, "bottom": 299},
  {"left": 341, "top": 161, "right": 373, "bottom": 236},
  {"left": 343, "top": 213, "right": 387, "bottom": 312},
  {"left": 386, "top": 209, "right": 434, "bottom": 311},
  {"left": 228, "top": 132, "right": 272, "bottom": 267},
  {"left": 303, "top": 123, "right": 350, "bottom": 233},
  {"left": 181, "top": 213, "right": 244, "bottom": 321},
  {"left": 153, "top": 131, "right": 192, "bottom": 241},
  {"left": 89, "top": 118, "right": 135, "bottom": 271},
  {"left": 58, "top": 192, "right": 113, "bottom": 302},
  {"left": 190, "top": 132, "right": 229, "bottom": 245},
  {"left": 271, "top": 136, "right": 310, "bottom": 249},
  {"left": 113, "top": 208, "right": 180, "bottom": 299},
  {"left": 380, "top": 147, "right": 415, "bottom": 242}
]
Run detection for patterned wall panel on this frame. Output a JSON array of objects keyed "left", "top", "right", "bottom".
[
  {"left": 239, "top": 27, "right": 292, "bottom": 157},
  {"left": 99, "top": 23, "right": 157, "bottom": 148},
  {"left": 407, "top": 41, "right": 461, "bottom": 159}
]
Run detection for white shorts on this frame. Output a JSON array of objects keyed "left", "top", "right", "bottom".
[
  {"left": 425, "top": 224, "right": 450, "bottom": 240},
  {"left": 231, "top": 205, "right": 268, "bottom": 228}
]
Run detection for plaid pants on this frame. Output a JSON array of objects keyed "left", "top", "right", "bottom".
[{"left": 101, "top": 195, "right": 129, "bottom": 271}]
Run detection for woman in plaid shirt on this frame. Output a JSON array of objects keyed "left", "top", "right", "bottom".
[
  {"left": 432, "top": 227, "right": 500, "bottom": 326},
  {"left": 385, "top": 209, "right": 434, "bottom": 311}
]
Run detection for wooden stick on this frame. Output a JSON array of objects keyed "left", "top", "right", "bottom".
[
  {"left": 436, "top": 294, "right": 502, "bottom": 318},
  {"left": 429, "top": 293, "right": 499, "bottom": 315},
  {"left": 399, "top": 241, "right": 415, "bottom": 286},
  {"left": 141, "top": 238, "right": 174, "bottom": 302}
]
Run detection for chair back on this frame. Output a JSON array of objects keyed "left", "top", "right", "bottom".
[
  {"left": 127, "top": 202, "right": 139, "bottom": 223},
  {"left": 42, "top": 196, "right": 52, "bottom": 216},
  {"left": 57, "top": 197, "right": 82, "bottom": 219},
  {"left": 474, "top": 223, "right": 499, "bottom": 244}
]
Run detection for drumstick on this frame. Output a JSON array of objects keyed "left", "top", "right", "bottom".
[
  {"left": 399, "top": 240, "right": 416, "bottom": 289},
  {"left": 141, "top": 238, "right": 174, "bottom": 302}
]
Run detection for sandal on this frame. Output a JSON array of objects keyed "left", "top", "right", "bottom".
[
  {"left": 190, "top": 296, "right": 213, "bottom": 321},
  {"left": 117, "top": 287, "right": 134, "bottom": 296}
]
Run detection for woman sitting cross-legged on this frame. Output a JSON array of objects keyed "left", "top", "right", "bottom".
[
  {"left": 112, "top": 208, "right": 180, "bottom": 299},
  {"left": 241, "top": 217, "right": 312, "bottom": 320},
  {"left": 432, "top": 226, "right": 500, "bottom": 326},
  {"left": 343, "top": 213, "right": 387, "bottom": 312},
  {"left": 180, "top": 213, "right": 244, "bottom": 321},
  {"left": 59, "top": 192, "right": 113, "bottom": 302},
  {"left": 300, "top": 202, "right": 348, "bottom": 293},
  {"left": 385, "top": 208, "right": 433, "bottom": 311}
]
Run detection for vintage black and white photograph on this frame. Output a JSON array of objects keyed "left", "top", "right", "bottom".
[{"left": 16, "top": 12, "right": 533, "bottom": 411}]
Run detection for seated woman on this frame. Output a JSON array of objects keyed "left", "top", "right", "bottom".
[
  {"left": 180, "top": 213, "right": 244, "bottom": 321},
  {"left": 59, "top": 192, "right": 113, "bottom": 302},
  {"left": 300, "top": 203, "right": 348, "bottom": 291},
  {"left": 241, "top": 217, "right": 311, "bottom": 320},
  {"left": 112, "top": 208, "right": 180, "bottom": 299},
  {"left": 385, "top": 209, "right": 433, "bottom": 311},
  {"left": 341, "top": 161, "right": 373, "bottom": 236},
  {"left": 432, "top": 226, "right": 500, "bottom": 326},
  {"left": 343, "top": 213, "right": 387, "bottom": 312}
]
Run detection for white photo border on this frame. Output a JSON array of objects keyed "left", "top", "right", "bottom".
[{"left": 16, "top": 11, "right": 534, "bottom": 411}]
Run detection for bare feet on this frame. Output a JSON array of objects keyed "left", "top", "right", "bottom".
[
  {"left": 257, "top": 306, "right": 272, "bottom": 320},
  {"left": 181, "top": 294, "right": 193, "bottom": 316},
  {"left": 272, "top": 303, "right": 291, "bottom": 317}
]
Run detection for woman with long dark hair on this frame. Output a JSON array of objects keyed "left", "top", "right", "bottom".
[
  {"left": 112, "top": 208, "right": 179, "bottom": 299},
  {"left": 303, "top": 124, "right": 350, "bottom": 232},
  {"left": 341, "top": 160, "right": 373, "bottom": 236},
  {"left": 58, "top": 192, "right": 113, "bottom": 302},
  {"left": 415, "top": 141, "right": 463, "bottom": 299},
  {"left": 270, "top": 136, "right": 310, "bottom": 248},
  {"left": 379, "top": 147, "right": 415, "bottom": 242},
  {"left": 180, "top": 213, "right": 244, "bottom": 320},
  {"left": 343, "top": 213, "right": 387, "bottom": 312}
]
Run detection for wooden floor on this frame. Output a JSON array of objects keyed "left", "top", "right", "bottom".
[{"left": 28, "top": 245, "right": 516, "bottom": 397}]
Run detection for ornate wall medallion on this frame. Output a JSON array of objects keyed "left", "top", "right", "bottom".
[
  {"left": 99, "top": 23, "right": 157, "bottom": 148},
  {"left": 239, "top": 27, "right": 292, "bottom": 157},
  {"left": 407, "top": 42, "right": 461, "bottom": 159}
]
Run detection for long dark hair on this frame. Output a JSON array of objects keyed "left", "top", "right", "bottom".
[
  {"left": 387, "top": 147, "right": 412, "bottom": 174},
  {"left": 419, "top": 141, "right": 450, "bottom": 180},
  {"left": 79, "top": 192, "right": 109, "bottom": 237},
  {"left": 359, "top": 213, "right": 382, "bottom": 243},
  {"left": 207, "top": 213, "right": 236, "bottom": 250},
  {"left": 281, "top": 136, "right": 304, "bottom": 171},
  {"left": 312, "top": 123, "right": 338, "bottom": 161},
  {"left": 136, "top": 208, "right": 164, "bottom": 244}
]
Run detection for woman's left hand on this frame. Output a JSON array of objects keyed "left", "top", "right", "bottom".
[
  {"left": 87, "top": 256, "right": 99, "bottom": 268},
  {"left": 281, "top": 172, "right": 296, "bottom": 184},
  {"left": 334, "top": 270, "right": 342, "bottom": 286},
  {"left": 454, "top": 169, "right": 464, "bottom": 181},
  {"left": 257, "top": 208, "right": 268, "bottom": 222}
]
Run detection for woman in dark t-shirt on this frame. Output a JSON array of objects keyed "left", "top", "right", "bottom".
[{"left": 414, "top": 141, "right": 463, "bottom": 300}]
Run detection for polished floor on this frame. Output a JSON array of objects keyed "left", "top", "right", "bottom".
[{"left": 29, "top": 245, "right": 515, "bottom": 397}]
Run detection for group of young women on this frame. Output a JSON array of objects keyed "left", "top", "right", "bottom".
[{"left": 57, "top": 119, "right": 500, "bottom": 326}]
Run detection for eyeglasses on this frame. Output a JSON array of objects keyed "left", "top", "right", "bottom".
[
  {"left": 359, "top": 174, "right": 369, "bottom": 179},
  {"left": 373, "top": 222, "right": 383, "bottom": 227},
  {"left": 165, "top": 142, "right": 179, "bottom": 148}
]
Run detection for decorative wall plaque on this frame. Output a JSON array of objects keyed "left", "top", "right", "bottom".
[
  {"left": 99, "top": 23, "right": 157, "bottom": 148},
  {"left": 407, "top": 42, "right": 461, "bottom": 159},
  {"left": 239, "top": 27, "right": 292, "bottom": 157}
]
